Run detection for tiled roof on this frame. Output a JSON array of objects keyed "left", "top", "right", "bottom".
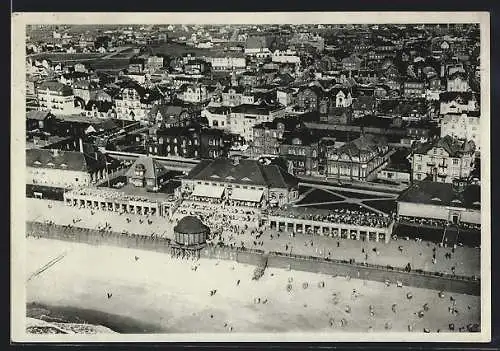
[
  {"left": 414, "top": 136, "right": 476, "bottom": 157},
  {"left": 125, "top": 155, "right": 168, "bottom": 180},
  {"left": 398, "top": 181, "right": 480, "bottom": 208},
  {"left": 26, "top": 110, "right": 53, "bottom": 121},
  {"left": 85, "top": 100, "right": 114, "bottom": 112},
  {"left": 37, "top": 81, "right": 73, "bottom": 96},
  {"left": 26, "top": 148, "right": 112, "bottom": 173},
  {"left": 185, "top": 158, "right": 297, "bottom": 189}
]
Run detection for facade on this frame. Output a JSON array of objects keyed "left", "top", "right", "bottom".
[
  {"left": 125, "top": 155, "right": 170, "bottom": 191},
  {"left": 279, "top": 131, "right": 320, "bottom": 176},
  {"left": 341, "top": 55, "right": 362, "bottom": 71},
  {"left": 72, "top": 80, "right": 99, "bottom": 104},
  {"left": 325, "top": 134, "right": 391, "bottom": 181},
  {"left": 26, "top": 148, "right": 119, "bottom": 189},
  {"left": 440, "top": 112, "right": 481, "bottom": 151},
  {"left": 204, "top": 54, "right": 246, "bottom": 71},
  {"left": 145, "top": 55, "right": 164, "bottom": 72},
  {"left": 229, "top": 103, "right": 286, "bottom": 142},
  {"left": 148, "top": 125, "right": 225, "bottom": 159},
  {"left": 252, "top": 118, "right": 301, "bottom": 157},
  {"left": 397, "top": 180, "right": 480, "bottom": 227},
  {"left": 178, "top": 84, "right": 210, "bottom": 104},
  {"left": 114, "top": 84, "right": 162, "bottom": 122},
  {"left": 271, "top": 50, "right": 301, "bottom": 65},
  {"left": 446, "top": 72, "right": 469, "bottom": 92},
  {"left": 36, "top": 81, "right": 79, "bottom": 115},
  {"left": 221, "top": 86, "right": 246, "bottom": 107},
  {"left": 409, "top": 136, "right": 476, "bottom": 183},
  {"left": 403, "top": 81, "right": 425, "bottom": 98},
  {"left": 439, "top": 92, "right": 478, "bottom": 115},
  {"left": 202, "top": 106, "right": 231, "bottom": 130},
  {"left": 181, "top": 158, "right": 299, "bottom": 208}
]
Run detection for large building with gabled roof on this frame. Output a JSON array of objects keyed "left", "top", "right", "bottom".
[
  {"left": 26, "top": 147, "right": 120, "bottom": 189},
  {"left": 325, "top": 134, "right": 390, "bottom": 181},
  {"left": 409, "top": 136, "right": 476, "bottom": 183},
  {"left": 181, "top": 158, "right": 299, "bottom": 207}
]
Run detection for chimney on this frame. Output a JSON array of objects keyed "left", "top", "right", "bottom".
[{"left": 79, "top": 138, "right": 84, "bottom": 153}]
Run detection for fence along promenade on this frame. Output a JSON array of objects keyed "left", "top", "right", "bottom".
[{"left": 26, "top": 221, "right": 480, "bottom": 296}]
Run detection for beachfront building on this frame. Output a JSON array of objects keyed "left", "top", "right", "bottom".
[
  {"left": 171, "top": 216, "right": 209, "bottom": 259},
  {"left": 126, "top": 155, "right": 170, "bottom": 191},
  {"left": 180, "top": 158, "right": 299, "bottom": 209},
  {"left": 396, "top": 179, "right": 480, "bottom": 246},
  {"left": 26, "top": 148, "right": 121, "bottom": 191},
  {"left": 63, "top": 156, "right": 181, "bottom": 218},
  {"left": 265, "top": 207, "right": 393, "bottom": 243}
]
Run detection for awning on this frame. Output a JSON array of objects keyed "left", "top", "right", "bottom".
[
  {"left": 229, "top": 188, "right": 264, "bottom": 203},
  {"left": 191, "top": 184, "right": 225, "bottom": 199}
]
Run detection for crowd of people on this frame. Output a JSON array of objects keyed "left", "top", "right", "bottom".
[
  {"left": 398, "top": 215, "right": 481, "bottom": 231},
  {"left": 268, "top": 207, "right": 392, "bottom": 228}
]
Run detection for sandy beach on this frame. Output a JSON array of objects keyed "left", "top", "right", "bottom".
[{"left": 25, "top": 237, "right": 480, "bottom": 334}]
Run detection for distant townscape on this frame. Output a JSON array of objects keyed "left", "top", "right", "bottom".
[{"left": 24, "top": 23, "right": 482, "bottom": 336}]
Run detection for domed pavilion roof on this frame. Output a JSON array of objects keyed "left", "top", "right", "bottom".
[{"left": 174, "top": 216, "right": 209, "bottom": 235}]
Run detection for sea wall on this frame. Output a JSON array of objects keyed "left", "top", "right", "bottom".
[
  {"left": 266, "top": 252, "right": 480, "bottom": 296},
  {"left": 26, "top": 221, "right": 480, "bottom": 296}
]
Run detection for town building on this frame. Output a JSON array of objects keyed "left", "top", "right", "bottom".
[
  {"left": 341, "top": 55, "right": 363, "bottom": 71},
  {"left": 148, "top": 125, "right": 225, "bottom": 159},
  {"left": 271, "top": 50, "right": 301, "bottom": 65},
  {"left": 145, "top": 55, "right": 164, "bottom": 73},
  {"left": 446, "top": 71, "right": 469, "bottom": 92},
  {"left": 36, "top": 81, "right": 80, "bottom": 115},
  {"left": 440, "top": 112, "right": 481, "bottom": 151},
  {"left": 439, "top": 92, "right": 478, "bottom": 115},
  {"left": 114, "top": 83, "right": 163, "bottom": 122},
  {"left": 402, "top": 81, "right": 426, "bottom": 98},
  {"left": 221, "top": 86, "right": 247, "bottom": 107},
  {"left": 177, "top": 84, "right": 210, "bottom": 104},
  {"left": 325, "top": 134, "right": 391, "bottom": 181},
  {"left": 148, "top": 104, "right": 191, "bottom": 126},
  {"left": 252, "top": 118, "right": 302, "bottom": 157},
  {"left": 26, "top": 110, "right": 56, "bottom": 132},
  {"left": 229, "top": 103, "right": 286, "bottom": 142},
  {"left": 409, "top": 136, "right": 476, "bottom": 183},
  {"left": 204, "top": 53, "right": 246, "bottom": 71}
]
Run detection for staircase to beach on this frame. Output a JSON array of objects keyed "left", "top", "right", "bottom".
[{"left": 252, "top": 252, "right": 269, "bottom": 281}]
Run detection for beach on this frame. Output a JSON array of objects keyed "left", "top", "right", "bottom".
[{"left": 25, "top": 237, "right": 480, "bottom": 334}]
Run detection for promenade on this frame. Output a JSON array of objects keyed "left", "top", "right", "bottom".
[{"left": 27, "top": 198, "right": 480, "bottom": 277}]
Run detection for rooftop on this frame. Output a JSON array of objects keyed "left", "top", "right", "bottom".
[{"left": 398, "top": 181, "right": 480, "bottom": 209}]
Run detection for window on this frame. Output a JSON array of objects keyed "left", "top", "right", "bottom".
[{"left": 453, "top": 159, "right": 459, "bottom": 165}]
